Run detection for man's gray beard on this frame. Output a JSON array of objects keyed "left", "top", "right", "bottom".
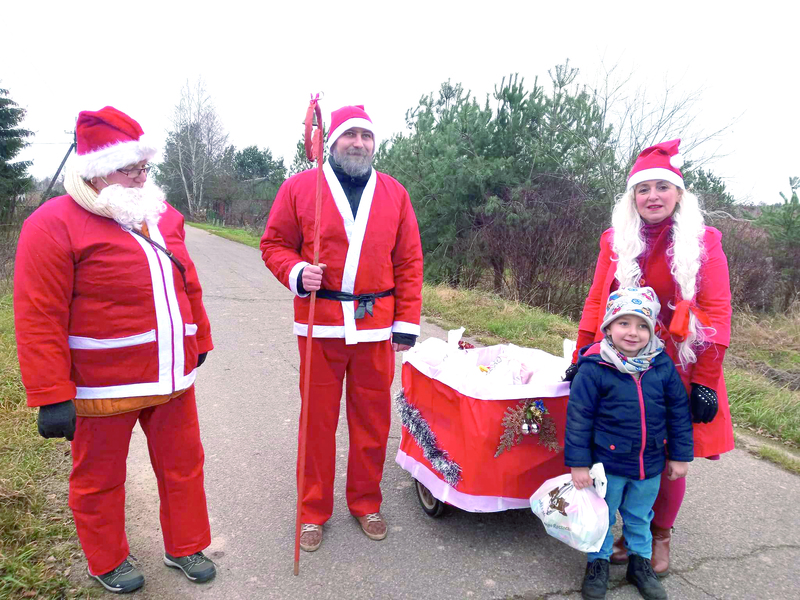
[
  {"left": 332, "top": 145, "right": 373, "bottom": 177},
  {"left": 94, "top": 181, "right": 167, "bottom": 230}
]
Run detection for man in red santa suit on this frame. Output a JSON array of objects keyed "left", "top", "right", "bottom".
[
  {"left": 261, "top": 104, "right": 423, "bottom": 552},
  {"left": 14, "top": 106, "right": 216, "bottom": 593}
]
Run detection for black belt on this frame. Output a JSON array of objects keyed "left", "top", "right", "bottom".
[{"left": 316, "top": 288, "right": 394, "bottom": 319}]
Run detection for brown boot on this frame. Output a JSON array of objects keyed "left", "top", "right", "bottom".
[
  {"left": 650, "top": 524, "right": 672, "bottom": 575},
  {"left": 610, "top": 535, "right": 628, "bottom": 564}
]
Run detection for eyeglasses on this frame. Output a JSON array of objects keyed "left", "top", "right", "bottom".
[{"left": 117, "top": 165, "right": 152, "bottom": 178}]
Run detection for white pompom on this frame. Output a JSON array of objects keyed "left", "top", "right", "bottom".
[{"left": 670, "top": 154, "right": 685, "bottom": 168}]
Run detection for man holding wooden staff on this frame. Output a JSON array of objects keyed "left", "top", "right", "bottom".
[{"left": 261, "top": 105, "right": 423, "bottom": 552}]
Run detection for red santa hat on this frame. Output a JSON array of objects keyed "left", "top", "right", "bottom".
[
  {"left": 627, "top": 139, "right": 685, "bottom": 190},
  {"left": 327, "top": 105, "right": 376, "bottom": 148},
  {"left": 73, "top": 106, "right": 157, "bottom": 179}
]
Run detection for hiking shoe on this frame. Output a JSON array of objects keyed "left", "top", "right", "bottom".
[
  {"left": 626, "top": 554, "right": 667, "bottom": 600},
  {"left": 300, "top": 523, "right": 323, "bottom": 552},
  {"left": 163, "top": 551, "right": 216, "bottom": 583},
  {"left": 88, "top": 558, "right": 144, "bottom": 593},
  {"left": 581, "top": 558, "right": 609, "bottom": 600},
  {"left": 356, "top": 512, "right": 387, "bottom": 541}
]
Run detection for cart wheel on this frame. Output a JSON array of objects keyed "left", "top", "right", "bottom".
[{"left": 415, "top": 480, "right": 446, "bottom": 518}]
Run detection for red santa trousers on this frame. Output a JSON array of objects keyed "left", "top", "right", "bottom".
[
  {"left": 69, "top": 386, "right": 210, "bottom": 576},
  {"left": 297, "top": 337, "right": 394, "bottom": 524}
]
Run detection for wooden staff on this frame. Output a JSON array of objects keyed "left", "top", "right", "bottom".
[{"left": 294, "top": 94, "right": 324, "bottom": 576}]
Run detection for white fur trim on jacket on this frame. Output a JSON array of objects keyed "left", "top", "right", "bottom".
[
  {"left": 322, "top": 161, "right": 377, "bottom": 345},
  {"left": 74, "top": 135, "right": 157, "bottom": 179},
  {"left": 289, "top": 261, "right": 311, "bottom": 297},
  {"left": 293, "top": 322, "right": 392, "bottom": 342},
  {"left": 391, "top": 321, "right": 421, "bottom": 336}
]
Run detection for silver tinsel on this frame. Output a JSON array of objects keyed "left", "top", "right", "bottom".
[{"left": 395, "top": 389, "right": 462, "bottom": 488}]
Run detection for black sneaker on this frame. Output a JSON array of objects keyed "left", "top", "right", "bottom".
[
  {"left": 89, "top": 558, "right": 144, "bottom": 593},
  {"left": 581, "top": 558, "right": 609, "bottom": 600},
  {"left": 626, "top": 554, "right": 667, "bottom": 600},
  {"left": 164, "top": 551, "right": 216, "bottom": 583}
]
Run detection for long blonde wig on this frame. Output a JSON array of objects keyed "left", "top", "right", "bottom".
[{"left": 610, "top": 186, "right": 709, "bottom": 368}]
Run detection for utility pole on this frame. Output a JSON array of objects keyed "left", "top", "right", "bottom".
[{"left": 39, "top": 123, "right": 76, "bottom": 206}]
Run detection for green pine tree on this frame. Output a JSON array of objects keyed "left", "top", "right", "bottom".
[
  {"left": 756, "top": 178, "right": 800, "bottom": 308},
  {"left": 0, "top": 87, "right": 34, "bottom": 222}
]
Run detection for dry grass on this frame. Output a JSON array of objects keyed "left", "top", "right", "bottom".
[{"left": 729, "top": 304, "right": 800, "bottom": 372}]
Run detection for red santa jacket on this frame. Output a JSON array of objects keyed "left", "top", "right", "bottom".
[
  {"left": 575, "top": 226, "right": 734, "bottom": 457},
  {"left": 261, "top": 161, "right": 423, "bottom": 344},
  {"left": 14, "top": 195, "right": 213, "bottom": 409}
]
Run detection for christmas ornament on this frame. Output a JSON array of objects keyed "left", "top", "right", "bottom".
[{"left": 495, "top": 399, "right": 560, "bottom": 457}]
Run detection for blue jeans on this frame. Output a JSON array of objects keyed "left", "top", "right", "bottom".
[{"left": 588, "top": 473, "right": 661, "bottom": 562}]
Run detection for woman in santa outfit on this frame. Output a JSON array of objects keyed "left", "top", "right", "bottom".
[
  {"left": 14, "top": 107, "right": 216, "bottom": 593},
  {"left": 567, "top": 139, "right": 733, "bottom": 575}
]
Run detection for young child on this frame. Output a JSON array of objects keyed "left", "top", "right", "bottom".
[{"left": 565, "top": 287, "right": 694, "bottom": 600}]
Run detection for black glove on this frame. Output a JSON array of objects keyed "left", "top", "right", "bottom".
[
  {"left": 563, "top": 363, "right": 579, "bottom": 382},
  {"left": 196, "top": 352, "right": 208, "bottom": 368},
  {"left": 38, "top": 400, "right": 77, "bottom": 441},
  {"left": 392, "top": 333, "right": 417, "bottom": 348},
  {"left": 690, "top": 384, "right": 718, "bottom": 424}
]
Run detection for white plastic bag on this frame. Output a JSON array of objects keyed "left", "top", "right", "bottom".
[{"left": 530, "top": 472, "right": 609, "bottom": 552}]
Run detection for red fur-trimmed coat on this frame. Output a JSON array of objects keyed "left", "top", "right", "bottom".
[
  {"left": 260, "top": 162, "right": 423, "bottom": 344},
  {"left": 14, "top": 196, "right": 213, "bottom": 409},
  {"left": 575, "top": 225, "right": 734, "bottom": 457}
]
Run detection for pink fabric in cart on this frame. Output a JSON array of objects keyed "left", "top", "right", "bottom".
[{"left": 403, "top": 343, "right": 571, "bottom": 401}]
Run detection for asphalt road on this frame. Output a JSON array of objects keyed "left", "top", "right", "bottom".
[{"left": 116, "top": 226, "right": 800, "bottom": 600}]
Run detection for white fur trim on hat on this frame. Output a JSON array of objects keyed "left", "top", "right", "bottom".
[
  {"left": 327, "top": 118, "right": 377, "bottom": 149},
  {"left": 74, "top": 135, "right": 157, "bottom": 179},
  {"left": 627, "top": 167, "right": 685, "bottom": 191}
]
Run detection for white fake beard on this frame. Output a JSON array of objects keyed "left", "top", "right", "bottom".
[
  {"left": 332, "top": 145, "right": 373, "bottom": 177},
  {"left": 95, "top": 181, "right": 168, "bottom": 230}
]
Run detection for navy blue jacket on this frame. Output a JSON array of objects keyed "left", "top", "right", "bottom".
[{"left": 564, "top": 343, "right": 694, "bottom": 480}]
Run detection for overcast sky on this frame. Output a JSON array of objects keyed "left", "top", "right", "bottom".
[{"left": 6, "top": 1, "right": 798, "bottom": 204}]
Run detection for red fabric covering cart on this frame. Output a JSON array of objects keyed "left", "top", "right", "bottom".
[{"left": 396, "top": 341, "right": 571, "bottom": 513}]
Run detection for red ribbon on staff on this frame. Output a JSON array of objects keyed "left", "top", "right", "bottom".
[{"left": 669, "top": 299, "right": 712, "bottom": 338}]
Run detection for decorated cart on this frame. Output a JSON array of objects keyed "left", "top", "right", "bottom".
[{"left": 396, "top": 331, "right": 572, "bottom": 516}]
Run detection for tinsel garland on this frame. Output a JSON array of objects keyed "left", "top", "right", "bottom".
[
  {"left": 396, "top": 390, "right": 462, "bottom": 488},
  {"left": 495, "top": 399, "right": 561, "bottom": 458}
]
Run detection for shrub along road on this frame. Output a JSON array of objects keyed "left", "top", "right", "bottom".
[{"left": 117, "top": 226, "right": 800, "bottom": 599}]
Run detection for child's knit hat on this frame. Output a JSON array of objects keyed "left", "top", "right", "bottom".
[{"left": 601, "top": 286, "right": 661, "bottom": 339}]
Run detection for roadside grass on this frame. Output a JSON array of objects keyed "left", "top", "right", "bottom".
[
  {"left": 730, "top": 306, "right": 800, "bottom": 372},
  {"left": 0, "top": 294, "right": 95, "bottom": 599},
  {"left": 725, "top": 367, "right": 800, "bottom": 446},
  {"left": 755, "top": 446, "right": 800, "bottom": 475},
  {"left": 421, "top": 284, "right": 577, "bottom": 357},
  {"left": 188, "top": 221, "right": 261, "bottom": 249},
  {"left": 194, "top": 223, "right": 800, "bottom": 452}
]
